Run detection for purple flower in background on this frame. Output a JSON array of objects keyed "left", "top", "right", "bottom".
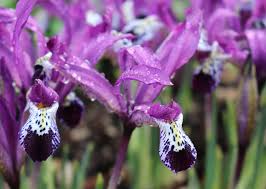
[
  {"left": 191, "top": 0, "right": 266, "bottom": 94},
  {"left": 192, "top": 43, "right": 230, "bottom": 94},
  {"left": 57, "top": 92, "right": 84, "bottom": 128}
]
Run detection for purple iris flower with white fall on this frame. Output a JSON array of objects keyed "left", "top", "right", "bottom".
[
  {"left": 191, "top": 0, "right": 266, "bottom": 94},
  {"left": 1, "top": 0, "right": 201, "bottom": 188},
  {"left": 0, "top": 0, "right": 82, "bottom": 165},
  {"left": 19, "top": 79, "right": 60, "bottom": 162},
  {"left": 49, "top": 4, "right": 201, "bottom": 189}
]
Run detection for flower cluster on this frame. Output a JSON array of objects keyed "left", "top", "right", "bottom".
[
  {"left": 2, "top": 0, "right": 265, "bottom": 188},
  {"left": 191, "top": 0, "right": 266, "bottom": 94}
]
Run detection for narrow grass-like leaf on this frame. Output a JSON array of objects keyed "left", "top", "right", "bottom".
[
  {"left": 213, "top": 146, "right": 223, "bottom": 189},
  {"left": 95, "top": 173, "right": 104, "bottom": 189},
  {"left": 71, "top": 144, "right": 93, "bottom": 189},
  {"left": 61, "top": 145, "right": 69, "bottom": 189},
  {"left": 20, "top": 167, "right": 30, "bottom": 189},
  {"left": 188, "top": 168, "right": 201, "bottom": 189},
  {"left": 222, "top": 101, "right": 238, "bottom": 189},
  {"left": 204, "top": 95, "right": 217, "bottom": 189},
  {"left": 254, "top": 148, "right": 266, "bottom": 189},
  {"left": 177, "top": 63, "right": 193, "bottom": 113},
  {"left": 0, "top": 175, "right": 3, "bottom": 189},
  {"left": 38, "top": 159, "right": 56, "bottom": 189},
  {"left": 236, "top": 107, "right": 266, "bottom": 189},
  {"left": 249, "top": 107, "right": 266, "bottom": 188}
]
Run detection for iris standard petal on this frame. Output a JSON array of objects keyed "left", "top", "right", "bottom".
[
  {"left": 125, "top": 45, "right": 161, "bottom": 69},
  {"left": 117, "top": 64, "right": 172, "bottom": 85},
  {"left": 54, "top": 62, "right": 125, "bottom": 114},
  {"left": 82, "top": 32, "right": 133, "bottom": 65}
]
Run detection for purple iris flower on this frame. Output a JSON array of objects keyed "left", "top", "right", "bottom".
[
  {"left": 49, "top": 6, "right": 201, "bottom": 183},
  {"left": 0, "top": 0, "right": 82, "bottom": 165},
  {"left": 2, "top": 0, "right": 201, "bottom": 188},
  {"left": 19, "top": 79, "right": 60, "bottom": 162},
  {"left": 191, "top": 0, "right": 266, "bottom": 94}
]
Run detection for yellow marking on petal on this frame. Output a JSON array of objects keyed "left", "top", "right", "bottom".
[
  {"left": 37, "top": 103, "right": 45, "bottom": 109},
  {"left": 170, "top": 122, "right": 182, "bottom": 143},
  {"left": 41, "top": 110, "right": 46, "bottom": 129}
]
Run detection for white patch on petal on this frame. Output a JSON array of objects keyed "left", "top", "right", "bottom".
[
  {"left": 121, "top": 0, "right": 135, "bottom": 23},
  {"left": 85, "top": 10, "right": 103, "bottom": 27},
  {"left": 123, "top": 15, "right": 163, "bottom": 44},
  {"left": 113, "top": 38, "right": 133, "bottom": 52},
  {"left": 35, "top": 52, "right": 54, "bottom": 79},
  {"left": 19, "top": 101, "right": 60, "bottom": 146},
  {"left": 197, "top": 29, "right": 212, "bottom": 52}
]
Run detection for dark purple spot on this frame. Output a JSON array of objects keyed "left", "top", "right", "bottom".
[
  {"left": 23, "top": 128, "right": 60, "bottom": 161},
  {"left": 165, "top": 143, "right": 197, "bottom": 173}
]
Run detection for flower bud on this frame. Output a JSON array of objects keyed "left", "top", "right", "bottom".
[{"left": 237, "top": 62, "right": 258, "bottom": 145}]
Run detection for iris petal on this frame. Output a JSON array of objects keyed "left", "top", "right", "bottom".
[
  {"left": 19, "top": 102, "right": 60, "bottom": 161},
  {"left": 156, "top": 114, "right": 197, "bottom": 173}
]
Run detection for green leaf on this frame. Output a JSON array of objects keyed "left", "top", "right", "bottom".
[
  {"left": 61, "top": 145, "right": 69, "bottom": 189},
  {"left": 222, "top": 101, "right": 238, "bottom": 189},
  {"left": 38, "top": 159, "right": 56, "bottom": 189},
  {"left": 20, "top": 167, "right": 30, "bottom": 189},
  {"left": 95, "top": 173, "right": 104, "bottom": 189},
  {"left": 188, "top": 168, "right": 201, "bottom": 189},
  {"left": 253, "top": 148, "right": 266, "bottom": 189},
  {"left": 236, "top": 107, "right": 266, "bottom": 189},
  {"left": 71, "top": 144, "right": 93, "bottom": 189},
  {"left": 204, "top": 95, "right": 217, "bottom": 189}
]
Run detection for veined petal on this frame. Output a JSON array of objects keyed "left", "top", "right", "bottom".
[
  {"left": 0, "top": 8, "right": 16, "bottom": 23},
  {"left": 135, "top": 9, "right": 202, "bottom": 104},
  {"left": 156, "top": 114, "right": 197, "bottom": 173},
  {"left": 125, "top": 45, "right": 161, "bottom": 69},
  {"left": 160, "top": 8, "right": 202, "bottom": 75},
  {"left": 254, "top": 0, "right": 266, "bottom": 18},
  {"left": 54, "top": 62, "right": 125, "bottom": 114},
  {"left": 0, "top": 58, "right": 16, "bottom": 116},
  {"left": 245, "top": 30, "right": 266, "bottom": 80},
  {"left": 13, "top": 0, "right": 38, "bottom": 87},
  {"left": 28, "top": 79, "right": 59, "bottom": 107},
  {"left": 117, "top": 64, "right": 172, "bottom": 85},
  {"left": 148, "top": 102, "right": 181, "bottom": 121},
  {"left": 19, "top": 101, "right": 60, "bottom": 162},
  {"left": 82, "top": 32, "right": 133, "bottom": 65}
]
